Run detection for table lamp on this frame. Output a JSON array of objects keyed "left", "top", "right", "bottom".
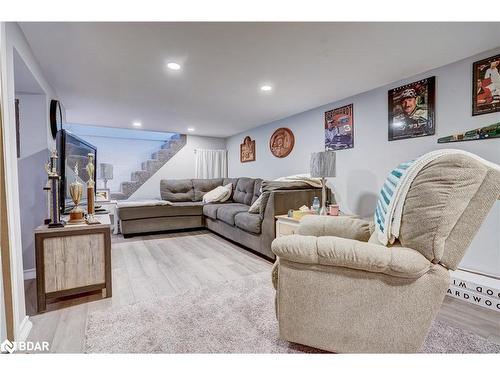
[
  {"left": 310, "top": 151, "right": 336, "bottom": 215},
  {"left": 99, "top": 163, "right": 113, "bottom": 190}
]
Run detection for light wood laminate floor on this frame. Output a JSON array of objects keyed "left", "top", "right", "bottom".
[{"left": 24, "top": 230, "right": 500, "bottom": 353}]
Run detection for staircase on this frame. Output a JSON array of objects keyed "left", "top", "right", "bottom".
[{"left": 110, "top": 134, "right": 187, "bottom": 200}]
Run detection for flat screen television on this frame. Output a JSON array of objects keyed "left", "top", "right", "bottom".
[{"left": 56, "top": 130, "right": 97, "bottom": 214}]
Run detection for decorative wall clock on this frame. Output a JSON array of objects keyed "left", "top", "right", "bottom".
[
  {"left": 269, "top": 127, "right": 294, "bottom": 158},
  {"left": 50, "top": 99, "right": 63, "bottom": 139},
  {"left": 240, "top": 136, "right": 256, "bottom": 162}
]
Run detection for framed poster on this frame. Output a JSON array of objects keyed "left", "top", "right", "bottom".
[
  {"left": 325, "top": 104, "right": 354, "bottom": 151},
  {"left": 472, "top": 54, "right": 500, "bottom": 116},
  {"left": 388, "top": 76, "right": 435, "bottom": 141},
  {"left": 240, "top": 136, "right": 255, "bottom": 162}
]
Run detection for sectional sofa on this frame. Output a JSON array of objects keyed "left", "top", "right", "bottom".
[{"left": 118, "top": 177, "right": 322, "bottom": 259}]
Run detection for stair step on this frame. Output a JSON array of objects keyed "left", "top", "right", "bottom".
[
  {"left": 113, "top": 134, "right": 187, "bottom": 199},
  {"left": 110, "top": 191, "right": 128, "bottom": 200},
  {"left": 152, "top": 148, "right": 174, "bottom": 161},
  {"left": 131, "top": 170, "right": 151, "bottom": 182},
  {"left": 120, "top": 181, "right": 140, "bottom": 196},
  {"left": 142, "top": 159, "right": 163, "bottom": 173}
]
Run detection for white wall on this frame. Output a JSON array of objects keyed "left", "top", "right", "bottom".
[
  {"left": 227, "top": 48, "right": 500, "bottom": 277},
  {"left": 1, "top": 22, "right": 59, "bottom": 339},
  {"left": 130, "top": 135, "right": 227, "bottom": 200},
  {"left": 66, "top": 134, "right": 165, "bottom": 192},
  {"left": 16, "top": 94, "right": 48, "bottom": 273}
]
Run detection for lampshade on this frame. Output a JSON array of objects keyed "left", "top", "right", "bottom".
[
  {"left": 310, "top": 151, "right": 336, "bottom": 178},
  {"left": 99, "top": 163, "right": 113, "bottom": 180}
]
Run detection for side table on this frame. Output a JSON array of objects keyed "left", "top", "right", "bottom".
[
  {"left": 97, "top": 200, "right": 119, "bottom": 234},
  {"left": 275, "top": 212, "right": 356, "bottom": 237},
  {"left": 35, "top": 214, "right": 112, "bottom": 312}
]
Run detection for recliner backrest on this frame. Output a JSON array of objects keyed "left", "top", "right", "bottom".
[{"left": 399, "top": 154, "right": 500, "bottom": 270}]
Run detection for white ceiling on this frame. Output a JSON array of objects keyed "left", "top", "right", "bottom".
[
  {"left": 13, "top": 49, "right": 44, "bottom": 94},
  {"left": 19, "top": 22, "right": 500, "bottom": 137}
]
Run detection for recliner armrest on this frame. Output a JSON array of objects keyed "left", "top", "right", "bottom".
[
  {"left": 298, "top": 215, "right": 372, "bottom": 241},
  {"left": 272, "top": 235, "right": 431, "bottom": 278}
]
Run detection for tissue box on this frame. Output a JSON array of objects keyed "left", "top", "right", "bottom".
[{"left": 292, "top": 210, "right": 315, "bottom": 220}]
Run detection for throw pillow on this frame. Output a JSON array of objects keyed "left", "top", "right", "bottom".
[
  {"left": 248, "top": 194, "right": 263, "bottom": 213},
  {"left": 202, "top": 183, "right": 232, "bottom": 204}
]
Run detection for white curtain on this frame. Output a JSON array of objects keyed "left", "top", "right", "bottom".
[{"left": 195, "top": 149, "right": 228, "bottom": 179}]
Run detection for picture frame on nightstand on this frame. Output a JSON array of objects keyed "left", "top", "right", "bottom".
[{"left": 96, "top": 188, "right": 111, "bottom": 202}]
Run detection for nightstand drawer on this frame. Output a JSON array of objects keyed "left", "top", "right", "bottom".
[{"left": 276, "top": 221, "right": 300, "bottom": 237}]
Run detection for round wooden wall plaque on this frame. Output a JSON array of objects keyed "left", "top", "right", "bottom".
[{"left": 269, "top": 127, "right": 295, "bottom": 158}]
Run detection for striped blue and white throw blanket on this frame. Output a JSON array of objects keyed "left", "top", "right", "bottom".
[{"left": 374, "top": 149, "right": 500, "bottom": 246}]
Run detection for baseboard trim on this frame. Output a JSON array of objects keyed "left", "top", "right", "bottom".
[
  {"left": 17, "top": 315, "right": 32, "bottom": 342},
  {"left": 23, "top": 268, "right": 36, "bottom": 280}
]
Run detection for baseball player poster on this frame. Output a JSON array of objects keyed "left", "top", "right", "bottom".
[
  {"left": 472, "top": 53, "right": 500, "bottom": 116},
  {"left": 388, "top": 76, "right": 435, "bottom": 141}
]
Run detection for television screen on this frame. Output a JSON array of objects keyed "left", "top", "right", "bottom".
[{"left": 57, "top": 130, "right": 97, "bottom": 213}]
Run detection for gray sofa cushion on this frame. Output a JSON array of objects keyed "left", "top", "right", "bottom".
[
  {"left": 233, "top": 178, "right": 255, "bottom": 205},
  {"left": 235, "top": 212, "right": 262, "bottom": 234},
  {"left": 203, "top": 202, "right": 232, "bottom": 220},
  {"left": 251, "top": 178, "right": 263, "bottom": 205},
  {"left": 119, "top": 201, "right": 203, "bottom": 220},
  {"left": 192, "top": 178, "right": 223, "bottom": 201},
  {"left": 216, "top": 203, "right": 250, "bottom": 226},
  {"left": 160, "top": 179, "right": 194, "bottom": 201}
]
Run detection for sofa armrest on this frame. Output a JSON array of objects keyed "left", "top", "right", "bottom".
[
  {"left": 298, "top": 215, "right": 372, "bottom": 242},
  {"left": 259, "top": 188, "right": 322, "bottom": 260},
  {"left": 272, "top": 235, "right": 431, "bottom": 278}
]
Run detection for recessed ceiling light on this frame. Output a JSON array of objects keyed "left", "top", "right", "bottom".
[
  {"left": 260, "top": 85, "right": 273, "bottom": 92},
  {"left": 132, "top": 121, "right": 142, "bottom": 127},
  {"left": 167, "top": 62, "right": 181, "bottom": 71},
  {"left": 187, "top": 127, "right": 195, "bottom": 132}
]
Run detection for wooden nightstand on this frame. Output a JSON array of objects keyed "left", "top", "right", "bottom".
[
  {"left": 35, "top": 214, "right": 112, "bottom": 312},
  {"left": 96, "top": 200, "right": 119, "bottom": 234},
  {"left": 275, "top": 213, "right": 356, "bottom": 237},
  {"left": 275, "top": 215, "right": 303, "bottom": 237}
]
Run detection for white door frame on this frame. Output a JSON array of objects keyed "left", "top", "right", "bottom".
[
  {"left": 0, "top": 23, "right": 9, "bottom": 343},
  {"left": 0, "top": 22, "right": 31, "bottom": 342}
]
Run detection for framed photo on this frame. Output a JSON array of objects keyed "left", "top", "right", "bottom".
[
  {"left": 472, "top": 54, "right": 500, "bottom": 116},
  {"left": 325, "top": 104, "right": 354, "bottom": 151},
  {"left": 96, "top": 189, "right": 110, "bottom": 202},
  {"left": 240, "top": 136, "right": 255, "bottom": 162},
  {"left": 388, "top": 76, "right": 435, "bottom": 141}
]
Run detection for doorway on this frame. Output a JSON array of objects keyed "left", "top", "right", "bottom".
[{"left": 12, "top": 49, "right": 48, "bottom": 316}]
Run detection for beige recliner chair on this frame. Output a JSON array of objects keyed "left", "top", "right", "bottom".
[{"left": 271, "top": 154, "right": 500, "bottom": 353}]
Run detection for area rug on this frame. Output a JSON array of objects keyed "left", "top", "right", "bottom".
[{"left": 84, "top": 272, "right": 500, "bottom": 353}]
